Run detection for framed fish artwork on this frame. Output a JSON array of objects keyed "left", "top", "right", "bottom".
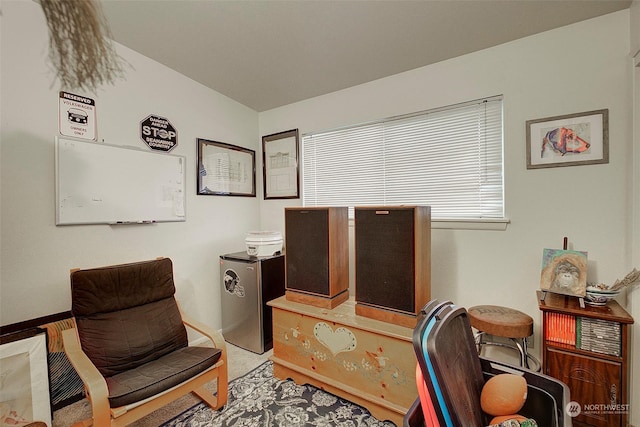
[{"left": 526, "top": 109, "right": 608, "bottom": 169}]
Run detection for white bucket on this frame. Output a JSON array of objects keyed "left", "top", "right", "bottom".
[{"left": 245, "top": 231, "right": 283, "bottom": 256}]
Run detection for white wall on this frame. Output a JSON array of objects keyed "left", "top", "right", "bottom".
[
  {"left": 2, "top": 0, "right": 638, "bottom": 420},
  {"left": 633, "top": 1, "right": 640, "bottom": 58},
  {"left": 0, "top": 0, "right": 260, "bottom": 329},
  {"left": 630, "top": 1, "right": 640, "bottom": 425},
  {"left": 259, "top": 9, "right": 633, "bottom": 363}
]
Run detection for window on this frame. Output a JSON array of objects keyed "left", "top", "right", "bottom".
[{"left": 302, "top": 96, "right": 504, "bottom": 223}]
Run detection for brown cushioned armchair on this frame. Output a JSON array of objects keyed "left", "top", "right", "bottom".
[{"left": 62, "top": 258, "right": 228, "bottom": 426}]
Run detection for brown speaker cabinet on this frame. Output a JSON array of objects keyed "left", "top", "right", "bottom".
[
  {"left": 354, "top": 206, "right": 431, "bottom": 328},
  {"left": 284, "top": 207, "right": 349, "bottom": 309},
  {"left": 538, "top": 292, "right": 633, "bottom": 427}
]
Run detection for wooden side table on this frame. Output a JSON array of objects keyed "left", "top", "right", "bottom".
[
  {"left": 538, "top": 292, "right": 633, "bottom": 427},
  {"left": 268, "top": 296, "right": 417, "bottom": 426}
]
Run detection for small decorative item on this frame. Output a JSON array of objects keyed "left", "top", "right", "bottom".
[
  {"left": 583, "top": 268, "right": 640, "bottom": 306},
  {"left": 539, "top": 248, "right": 588, "bottom": 297},
  {"left": 59, "top": 91, "right": 97, "bottom": 141},
  {"left": 40, "top": 0, "right": 127, "bottom": 91},
  {"left": 140, "top": 115, "right": 177, "bottom": 152},
  {"left": 262, "top": 129, "right": 300, "bottom": 199},
  {"left": 197, "top": 138, "right": 256, "bottom": 196},
  {"left": 584, "top": 286, "right": 620, "bottom": 306},
  {"left": 609, "top": 268, "right": 640, "bottom": 291},
  {"left": 526, "top": 109, "right": 608, "bottom": 169}
]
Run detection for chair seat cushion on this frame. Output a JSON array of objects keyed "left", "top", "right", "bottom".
[{"left": 106, "top": 346, "right": 222, "bottom": 408}]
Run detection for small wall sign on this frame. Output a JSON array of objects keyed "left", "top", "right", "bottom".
[
  {"left": 140, "top": 115, "right": 177, "bottom": 152},
  {"left": 59, "top": 91, "right": 97, "bottom": 140}
]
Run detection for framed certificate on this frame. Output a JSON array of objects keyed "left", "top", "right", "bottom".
[{"left": 262, "top": 129, "right": 299, "bottom": 199}]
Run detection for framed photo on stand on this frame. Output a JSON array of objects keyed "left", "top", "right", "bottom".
[
  {"left": 539, "top": 248, "right": 588, "bottom": 298},
  {"left": 262, "top": 129, "right": 299, "bottom": 199}
]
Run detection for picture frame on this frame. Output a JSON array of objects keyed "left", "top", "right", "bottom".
[
  {"left": 197, "top": 138, "right": 256, "bottom": 196},
  {"left": 0, "top": 328, "right": 52, "bottom": 425},
  {"left": 526, "top": 109, "right": 608, "bottom": 169},
  {"left": 539, "top": 248, "right": 588, "bottom": 297},
  {"left": 262, "top": 129, "right": 300, "bottom": 199}
]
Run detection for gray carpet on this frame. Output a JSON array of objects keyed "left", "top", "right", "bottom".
[{"left": 162, "top": 360, "right": 396, "bottom": 427}]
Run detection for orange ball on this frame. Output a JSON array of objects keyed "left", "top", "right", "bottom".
[{"left": 480, "top": 374, "right": 528, "bottom": 416}]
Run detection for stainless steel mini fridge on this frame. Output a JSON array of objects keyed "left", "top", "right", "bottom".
[{"left": 219, "top": 251, "right": 285, "bottom": 354}]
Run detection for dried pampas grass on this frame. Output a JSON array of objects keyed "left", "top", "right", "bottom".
[
  {"left": 609, "top": 268, "right": 640, "bottom": 291},
  {"left": 39, "top": 0, "right": 127, "bottom": 92}
]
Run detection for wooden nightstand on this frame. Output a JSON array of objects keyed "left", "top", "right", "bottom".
[{"left": 538, "top": 292, "right": 633, "bottom": 427}]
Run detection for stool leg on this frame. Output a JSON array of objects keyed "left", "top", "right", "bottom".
[
  {"left": 522, "top": 337, "right": 530, "bottom": 369},
  {"left": 511, "top": 338, "right": 528, "bottom": 369},
  {"left": 474, "top": 331, "right": 485, "bottom": 354},
  {"left": 474, "top": 331, "right": 541, "bottom": 370}
]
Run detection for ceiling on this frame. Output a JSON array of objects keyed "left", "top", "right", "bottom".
[{"left": 101, "top": 0, "right": 631, "bottom": 112}]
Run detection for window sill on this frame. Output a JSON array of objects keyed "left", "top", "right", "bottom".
[
  {"left": 432, "top": 218, "right": 510, "bottom": 230},
  {"left": 347, "top": 217, "right": 510, "bottom": 230}
]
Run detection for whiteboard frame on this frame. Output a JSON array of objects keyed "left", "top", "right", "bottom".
[{"left": 55, "top": 136, "right": 187, "bottom": 225}]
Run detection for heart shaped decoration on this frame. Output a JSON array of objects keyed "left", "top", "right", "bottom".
[{"left": 313, "top": 322, "right": 357, "bottom": 355}]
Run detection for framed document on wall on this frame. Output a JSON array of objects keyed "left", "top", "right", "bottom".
[
  {"left": 197, "top": 138, "right": 256, "bottom": 197},
  {"left": 262, "top": 129, "right": 299, "bottom": 199}
]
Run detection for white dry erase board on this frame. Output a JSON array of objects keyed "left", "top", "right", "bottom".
[{"left": 55, "top": 137, "right": 186, "bottom": 225}]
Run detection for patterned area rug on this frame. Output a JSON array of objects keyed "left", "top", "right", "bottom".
[{"left": 162, "top": 361, "right": 397, "bottom": 426}]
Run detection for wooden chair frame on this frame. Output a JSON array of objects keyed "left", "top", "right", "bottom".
[{"left": 62, "top": 307, "right": 228, "bottom": 427}]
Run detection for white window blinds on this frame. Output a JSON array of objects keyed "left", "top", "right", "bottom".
[{"left": 302, "top": 96, "right": 504, "bottom": 220}]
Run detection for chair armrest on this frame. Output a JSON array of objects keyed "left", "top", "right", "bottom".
[
  {"left": 62, "top": 328, "right": 111, "bottom": 424},
  {"left": 180, "top": 311, "right": 227, "bottom": 354}
]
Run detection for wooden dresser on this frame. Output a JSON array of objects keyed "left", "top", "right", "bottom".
[
  {"left": 268, "top": 296, "right": 417, "bottom": 426},
  {"left": 538, "top": 293, "right": 633, "bottom": 427}
]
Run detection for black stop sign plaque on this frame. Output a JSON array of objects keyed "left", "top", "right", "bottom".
[{"left": 140, "top": 115, "right": 177, "bottom": 152}]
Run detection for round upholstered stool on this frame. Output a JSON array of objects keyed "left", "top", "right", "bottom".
[{"left": 468, "top": 305, "right": 540, "bottom": 371}]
